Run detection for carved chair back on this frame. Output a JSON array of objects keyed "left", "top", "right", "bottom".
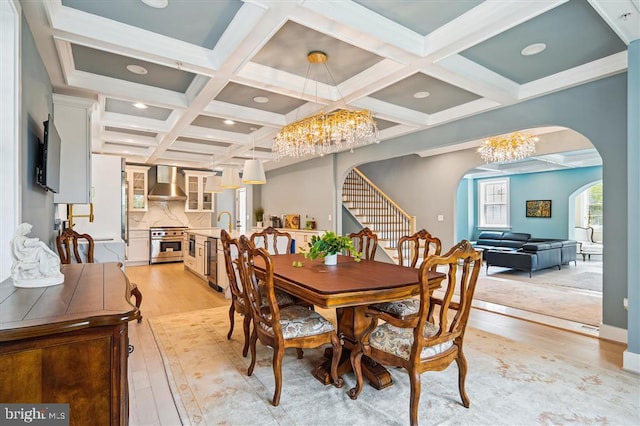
[
  {"left": 220, "top": 230, "right": 246, "bottom": 307},
  {"left": 250, "top": 226, "right": 292, "bottom": 255},
  {"left": 56, "top": 228, "right": 94, "bottom": 264},
  {"left": 397, "top": 229, "right": 442, "bottom": 269},
  {"left": 348, "top": 227, "right": 378, "bottom": 260}
]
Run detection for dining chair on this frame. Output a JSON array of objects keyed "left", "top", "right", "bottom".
[
  {"left": 348, "top": 240, "right": 482, "bottom": 426},
  {"left": 348, "top": 227, "right": 378, "bottom": 260},
  {"left": 220, "top": 230, "right": 296, "bottom": 357},
  {"left": 250, "top": 226, "right": 292, "bottom": 255},
  {"left": 56, "top": 227, "right": 143, "bottom": 322},
  {"left": 56, "top": 227, "right": 95, "bottom": 264},
  {"left": 237, "top": 235, "right": 344, "bottom": 406},
  {"left": 370, "top": 229, "right": 442, "bottom": 319}
]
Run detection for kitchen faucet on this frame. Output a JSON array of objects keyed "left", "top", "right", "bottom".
[{"left": 217, "top": 211, "right": 232, "bottom": 233}]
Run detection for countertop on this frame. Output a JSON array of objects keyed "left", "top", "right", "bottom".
[
  {"left": 0, "top": 262, "right": 139, "bottom": 340},
  {"left": 187, "top": 227, "right": 321, "bottom": 239},
  {"left": 187, "top": 228, "right": 236, "bottom": 239}
]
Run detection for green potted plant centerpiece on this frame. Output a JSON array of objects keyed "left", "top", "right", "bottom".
[
  {"left": 255, "top": 207, "right": 264, "bottom": 228},
  {"left": 303, "top": 231, "right": 361, "bottom": 265}
]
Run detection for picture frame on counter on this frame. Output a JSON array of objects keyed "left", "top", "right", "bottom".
[{"left": 284, "top": 214, "right": 300, "bottom": 229}]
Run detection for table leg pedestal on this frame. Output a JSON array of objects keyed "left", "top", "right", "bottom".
[{"left": 312, "top": 347, "right": 393, "bottom": 390}]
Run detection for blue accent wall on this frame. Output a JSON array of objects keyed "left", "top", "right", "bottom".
[{"left": 470, "top": 166, "right": 602, "bottom": 239}]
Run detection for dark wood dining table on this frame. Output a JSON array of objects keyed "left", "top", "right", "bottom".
[{"left": 254, "top": 253, "right": 446, "bottom": 389}]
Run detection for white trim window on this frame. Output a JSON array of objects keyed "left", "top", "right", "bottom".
[{"left": 478, "top": 178, "right": 510, "bottom": 229}]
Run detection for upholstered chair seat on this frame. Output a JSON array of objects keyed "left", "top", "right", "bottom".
[
  {"left": 258, "top": 305, "right": 335, "bottom": 339},
  {"left": 371, "top": 230, "right": 442, "bottom": 319},
  {"left": 370, "top": 298, "right": 420, "bottom": 319},
  {"left": 235, "top": 288, "right": 295, "bottom": 308},
  {"left": 369, "top": 322, "right": 454, "bottom": 360}
]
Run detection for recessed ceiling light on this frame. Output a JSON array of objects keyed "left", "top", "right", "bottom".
[
  {"left": 413, "top": 91, "right": 430, "bottom": 99},
  {"left": 140, "top": 0, "right": 168, "bottom": 9},
  {"left": 224, "top": 119, "right": 235, "bottom": 125},
  {"left": 253, "top": 96, "right": 269, "bottom": 104},
  {"left": 521, "top": 43, "right": 547, "bottom": 56},
  {"left": 133, "top": 102, "right": 148, "bottom": 109},
  {"left": 126, "top": 64, "right": 148, "bottom": 75}
]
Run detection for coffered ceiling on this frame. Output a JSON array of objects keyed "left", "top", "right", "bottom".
[{"left": 21, "top": 0, "right": 638, "bottom": 172}]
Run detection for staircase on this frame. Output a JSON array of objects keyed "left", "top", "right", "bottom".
[{"left": 342, "top": 168, "right": 415, "bottom": 261}]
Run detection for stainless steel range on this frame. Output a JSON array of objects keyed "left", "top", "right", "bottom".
[{"left": 149, "top": 226, "right": 188, "bottom": 264}]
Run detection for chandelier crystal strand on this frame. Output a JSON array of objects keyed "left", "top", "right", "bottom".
[
  {"left": 478, "top": 132, "right": 538, "bottom": 163},
  {"left": 274, "top": 109, "right": 378, "bottom": 160},
  {"left": 273, "top": 51, "right": 378, "bottom": 160}
]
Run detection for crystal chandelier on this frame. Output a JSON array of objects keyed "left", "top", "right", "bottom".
[
  {"left": 478, "top": 132, "right": 538, "bottom": 163},
  {"left": 273, "top": 51, "right": 378, "bottom": 159}
]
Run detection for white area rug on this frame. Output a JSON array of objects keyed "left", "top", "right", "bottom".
[{"left": 149, "top": 307, "right": 639, "bottom": 426}]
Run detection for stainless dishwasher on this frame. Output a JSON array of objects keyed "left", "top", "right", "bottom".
[{"left": 206, "top": 236, "right": 221, "bottom": 292}]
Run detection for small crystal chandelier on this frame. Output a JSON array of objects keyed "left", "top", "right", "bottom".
[
  {"left": 478, "top": 132, "right": 538, "bottom": 163},
  {"left": 273, "top": 51, "right": 378, "bottom": 159}
]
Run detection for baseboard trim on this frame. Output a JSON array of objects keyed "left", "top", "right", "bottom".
[
  {"left": 623, "top": 351, "right": 640, "bottom": 374},
  {"left": 599, "top": 323, "right": 627, "bottom": 343}
]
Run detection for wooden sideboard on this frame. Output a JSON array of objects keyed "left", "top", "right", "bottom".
[{"left": 0, "top": 262, "right": 140, "bottom": 425}]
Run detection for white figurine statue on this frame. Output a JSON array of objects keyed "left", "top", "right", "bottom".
[{"left": 10, "top": 223, "right": 64, "bottom": 288}]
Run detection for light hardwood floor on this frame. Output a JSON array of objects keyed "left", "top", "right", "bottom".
[{"left": 124, "top": 262, "right": 624, "bottom": 426}]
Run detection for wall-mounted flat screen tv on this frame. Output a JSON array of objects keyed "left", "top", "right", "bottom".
[{"left": 36, "top": 113, "right": 61, "bottom": 193}]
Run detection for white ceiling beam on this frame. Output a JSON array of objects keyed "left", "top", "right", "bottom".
[
  {"left": 422, "top": 0, "right": 569, "bottom": 60},
  {"left": 518, "top": 52, "right": 627, "bottom": 100},
  {"left": 429, "top": 56, "right": 520, "bottom": 104},
  {"left": 101, "top": 111, "right": 172, "bottom": 134},
  {"left": 589, "top": 0, "right": 640, "bottom": 44},
  {"left": 48, "top": 2, "right": 217, "bottom": 76}
]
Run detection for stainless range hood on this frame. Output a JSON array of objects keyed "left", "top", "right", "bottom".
[{"left": 148, "top": 165, "right": 187, "bottom": 201}]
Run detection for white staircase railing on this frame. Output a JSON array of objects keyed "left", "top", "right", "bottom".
[{"left": 342, "top": 168, "right": 415, "bottom": 255}]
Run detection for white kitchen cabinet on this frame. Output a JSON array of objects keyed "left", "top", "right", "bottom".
[
  {"left": 53, "top": 94, "right": 96, "bottom": 204},
  {"left": 183, "top": 171, "right": 214, "bottom": 212},
  {"left": 126, "top": 229, "right": 150, "bottom": 265},
  {"left": 71, "top": 154, "right": 123, "bottom": 240},
  {"left": 292, "top": 230, "right": 321, "bottom": 253},
  {"left": 126, "top": 166, "right": 149, "bottom": 212}
]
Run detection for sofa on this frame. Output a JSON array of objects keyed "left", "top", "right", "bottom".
[{"left": 473, "top": 231, "right": 578, "bottom": 277}]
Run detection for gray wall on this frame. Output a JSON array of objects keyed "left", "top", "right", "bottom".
[
  {"left": 20, "top": 15, "right": 55, "bottom": 246},
  {"left": 262, "top": 155, "right": 335, "bottom": 232},
  {"left": 265, "top": 74, "right": 630, "bottom": 334},
  {"left": 626, "top": 40, "right": 639, "bottom": 358}
]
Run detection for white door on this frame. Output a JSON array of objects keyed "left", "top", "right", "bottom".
[{"left": 235, "top": 187, "right": 247, "bottom": 234}]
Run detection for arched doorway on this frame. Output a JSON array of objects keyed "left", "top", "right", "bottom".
[{"left": 458, "top": 131, "right": 603, "bottom": 333}]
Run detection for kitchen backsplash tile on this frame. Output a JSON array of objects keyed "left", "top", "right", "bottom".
[{"left": 129, "top": 201, "right": 213, "bottom": 230}]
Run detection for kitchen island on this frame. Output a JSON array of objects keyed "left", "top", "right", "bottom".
[{"left": 184, "top": 228, "right": 321, "bottom": 298}]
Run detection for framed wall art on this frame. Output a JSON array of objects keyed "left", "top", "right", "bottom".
[{"left": 526, "top": 200, "right": 552, "bottom": 218}]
